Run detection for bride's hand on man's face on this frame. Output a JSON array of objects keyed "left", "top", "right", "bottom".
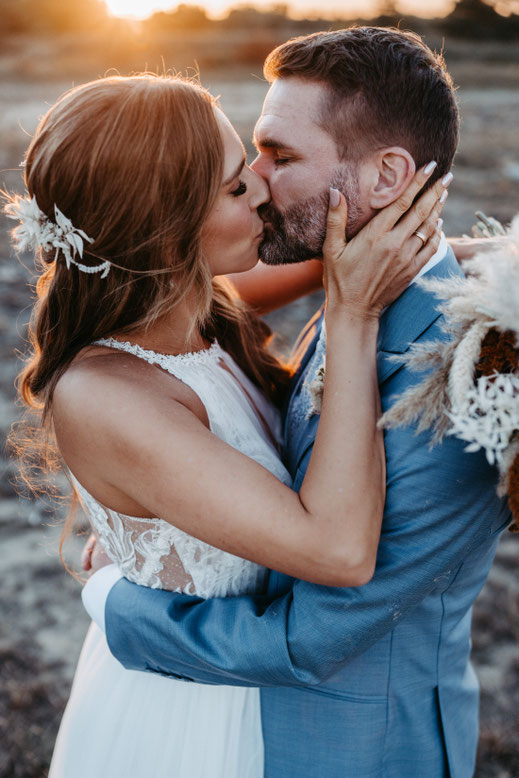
[{"left": 322, "top": 163, "right": 452, "bottom": 320}]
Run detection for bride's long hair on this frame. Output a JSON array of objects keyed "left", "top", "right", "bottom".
[{"left": 7, "top": 74, "right": 290, "bottom": 557}]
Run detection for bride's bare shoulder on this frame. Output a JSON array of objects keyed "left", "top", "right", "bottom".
[
  {"left": 52, "top": 345, "right": 211, "bottom": 502},
  {"left": 53, "top": 346, "right": 208, "bottom": 429},
  {"left": 54, "top": 346, "right": 159, "bottom": 408}
]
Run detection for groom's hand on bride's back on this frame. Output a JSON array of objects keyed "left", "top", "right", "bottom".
[{"left": 81, "top": 533, "right": 113, "bottom": 576}]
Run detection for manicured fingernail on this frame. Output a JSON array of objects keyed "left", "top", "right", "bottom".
[
  {"left": 441, "top": 172, "right": 453, "bottom": 187},
  {"left": 424, "top": 161, "right": 437, "bottom": 175},
  {"left": 329, "top": 188, "right": 340, "bottom": 208},
  {"left": 437, "top": 218, "right": 444, "bottom": 231},
  {"left": 440, "top": 190, "right": 448, "bottom": 204}
]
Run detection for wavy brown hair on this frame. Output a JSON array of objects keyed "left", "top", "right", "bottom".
[{"left": 6, "top": 74, "right": 290, "bottom": 559}]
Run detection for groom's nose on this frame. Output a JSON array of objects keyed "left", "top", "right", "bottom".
[
  {"left": 249, "top": 168, "right": 271, "bottom": 207},
  {"left": 250, "top": 154, "right": 270, "bottom": 183}
]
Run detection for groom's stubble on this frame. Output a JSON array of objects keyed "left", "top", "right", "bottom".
[{"left": 258, "top": 163, "right": 362, "bottom": 266}]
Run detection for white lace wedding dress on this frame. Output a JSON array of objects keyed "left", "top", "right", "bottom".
[{"left": 49, "top": 338, "right": 292, "bottom": 778}]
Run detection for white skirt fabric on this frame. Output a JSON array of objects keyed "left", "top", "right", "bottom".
[{"left": 49, "top": 622, "right": 264, "bottom": 778}]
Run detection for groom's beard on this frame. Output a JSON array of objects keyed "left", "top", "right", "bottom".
[{"left": 258, "top": 166, "right": 362, "bottom": 266}]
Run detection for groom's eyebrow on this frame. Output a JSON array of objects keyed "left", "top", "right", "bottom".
[
  {"left": 223, "top": 157, "right": 246, "bottom": 186},
  {"left": 253, "top": 135, "right": 295, "bottom": 152}
]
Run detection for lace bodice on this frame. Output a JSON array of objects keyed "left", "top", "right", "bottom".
[{"left": 72, "top": 338, "right": 292, "bottom": 598}]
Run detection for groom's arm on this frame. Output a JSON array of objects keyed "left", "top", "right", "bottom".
[{"left": 90, "top": 429, "right": 510, "bottom": 688}]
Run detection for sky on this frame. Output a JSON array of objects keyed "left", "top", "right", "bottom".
[{"left": 103, "top": 0, "right": 457, "bottom": 20}]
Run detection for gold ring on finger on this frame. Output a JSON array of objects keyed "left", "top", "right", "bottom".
[{"left": 413, "top": 230, "right": 427, "bottom": 247}]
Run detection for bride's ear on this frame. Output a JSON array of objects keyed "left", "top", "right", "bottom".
[{"left": 366, "top": 148, "right": 416, "bottom": 209}]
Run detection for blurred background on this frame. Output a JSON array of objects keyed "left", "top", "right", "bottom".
[{"left": 0, "top": 1, "right": 518, "bottom": 775}]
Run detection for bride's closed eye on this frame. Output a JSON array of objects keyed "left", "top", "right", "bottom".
[{"left": 231, "top": 180, "right": 247, "bottom": 197}]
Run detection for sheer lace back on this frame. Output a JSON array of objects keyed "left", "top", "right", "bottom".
[{"left": 71, "top": 338, "right": 292, "bottom": 598}]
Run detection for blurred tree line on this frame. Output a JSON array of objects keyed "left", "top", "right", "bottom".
[
  {"left": 2, "top": 0, "right": 106, "bottom": 34},
  {"left": 1, "top": 0, "right": 519, "bottom": 38}
]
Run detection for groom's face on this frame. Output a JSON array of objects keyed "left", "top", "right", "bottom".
[{"left": 252, "top": 77, "right": 365, "bottom": 265}]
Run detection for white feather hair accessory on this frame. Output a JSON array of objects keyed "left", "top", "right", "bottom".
[
  {"left": 4, "top": 193, "right": 111, "bottom": 278},
  {"left": 380, "top": 214, "right": 519, "bottom": 528}
]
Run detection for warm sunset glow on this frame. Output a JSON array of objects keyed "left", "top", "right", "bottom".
[
  {"left": 105, "top": 0, "right": 178, "bottom": 18},
  {"left": 105, "top": 0, "right": 456, "bottom": 20}
]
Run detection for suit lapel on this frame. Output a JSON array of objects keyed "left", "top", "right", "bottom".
[
  {"left": 288, "top": 249, "right": 464, "bottom": 474},
  {"left": 272, "top": 310, "right": 324, "bottom": 597},
  {"left": 283, "top": 306, "right": 324, "bottom": 443}
]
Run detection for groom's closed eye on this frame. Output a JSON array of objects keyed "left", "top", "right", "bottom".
[{"left": 252, "top": 139, "right": 299, "bottom": 171}]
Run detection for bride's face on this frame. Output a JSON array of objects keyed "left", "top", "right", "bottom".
[{"left": 201, "top": 109, "right": 269, "bottom": 276}]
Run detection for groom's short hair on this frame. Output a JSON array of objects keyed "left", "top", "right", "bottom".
[{"left": 264, "top": 27, "right": 459, "bottom": 182}]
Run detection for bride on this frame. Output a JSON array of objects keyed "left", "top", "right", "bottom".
[{"left": 6, "top": 74, "right": 445, "bottom": 777}]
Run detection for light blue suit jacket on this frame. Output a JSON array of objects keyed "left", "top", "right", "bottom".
[{"left": 105, "top": 250, "right": 511, "bottom": 777}]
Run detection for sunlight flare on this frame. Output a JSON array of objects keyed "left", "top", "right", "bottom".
[
  {"left": 104, "top": 0, "right": 454, "bottom": 21},
  {"left": 105, "top": 0, "right": 179, "bottom": 19}
]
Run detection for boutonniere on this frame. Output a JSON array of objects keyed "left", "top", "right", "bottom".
[{"left": 305, "top": 355, "right": 326, "bottom": 419}]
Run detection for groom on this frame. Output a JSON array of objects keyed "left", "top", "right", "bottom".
[{"left": 83, "top": 28, "right": 511, "bottom": 777}]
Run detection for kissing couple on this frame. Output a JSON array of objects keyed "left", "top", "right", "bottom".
[{"left": 7, "top": 26, "right": 511, "bottom": 778}]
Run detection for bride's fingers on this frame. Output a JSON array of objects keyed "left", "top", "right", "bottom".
[
  {"left": 396, "top": 174, "right": 451, "bottom": 240},
  {"left": 371, "top": 161, "right": 439, "bottom": 233},
  {"left": 411, "top": 223, "right": 442, "bottom": 276},
  {"left": 322, "top": 187, "right": 348, "bottom": 263},
  {"left": 392, "top": 201, "right": 444, "bottom": 286},
  {"left": 409, "top": 199, "right": 445, "bottom": 255}
]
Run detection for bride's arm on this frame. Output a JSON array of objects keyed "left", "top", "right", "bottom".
[
  {"left": 226, "top": 228, "right": 491, "bottom": 317},
  {"left": 229, "top": 236, "right": 492, "bottom": 316},
  {"left": 55, "top": 166, "right": 446, "bottom": 588},
  {"left": 226, "top": 235, "right": 484, "bottom": 315},
  {"left": 447, "top": 235, "right": 510, "bottom": 263},
  {"left": 223, "top": 259, "right": 323, "bottom": 315}
]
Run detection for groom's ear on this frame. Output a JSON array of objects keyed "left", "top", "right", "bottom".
[{"left": 366, "top": 147, "right": 416, "bottom": 209}]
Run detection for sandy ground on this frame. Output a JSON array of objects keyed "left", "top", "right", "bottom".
[{"left": 0, "top": 49, "right": 518, "bottom": 777}]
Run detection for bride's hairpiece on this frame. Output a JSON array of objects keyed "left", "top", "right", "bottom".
[{"left": 4, "top": 193, "right": 111, "bottom": 278}]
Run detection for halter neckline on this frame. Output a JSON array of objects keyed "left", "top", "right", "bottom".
[{"left": 94, "top": 337, "right": 221, "bottom": 365}]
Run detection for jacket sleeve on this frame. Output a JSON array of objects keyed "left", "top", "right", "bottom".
[{"left": 105, "top": 425, "right": 510, "bottom": 688}]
